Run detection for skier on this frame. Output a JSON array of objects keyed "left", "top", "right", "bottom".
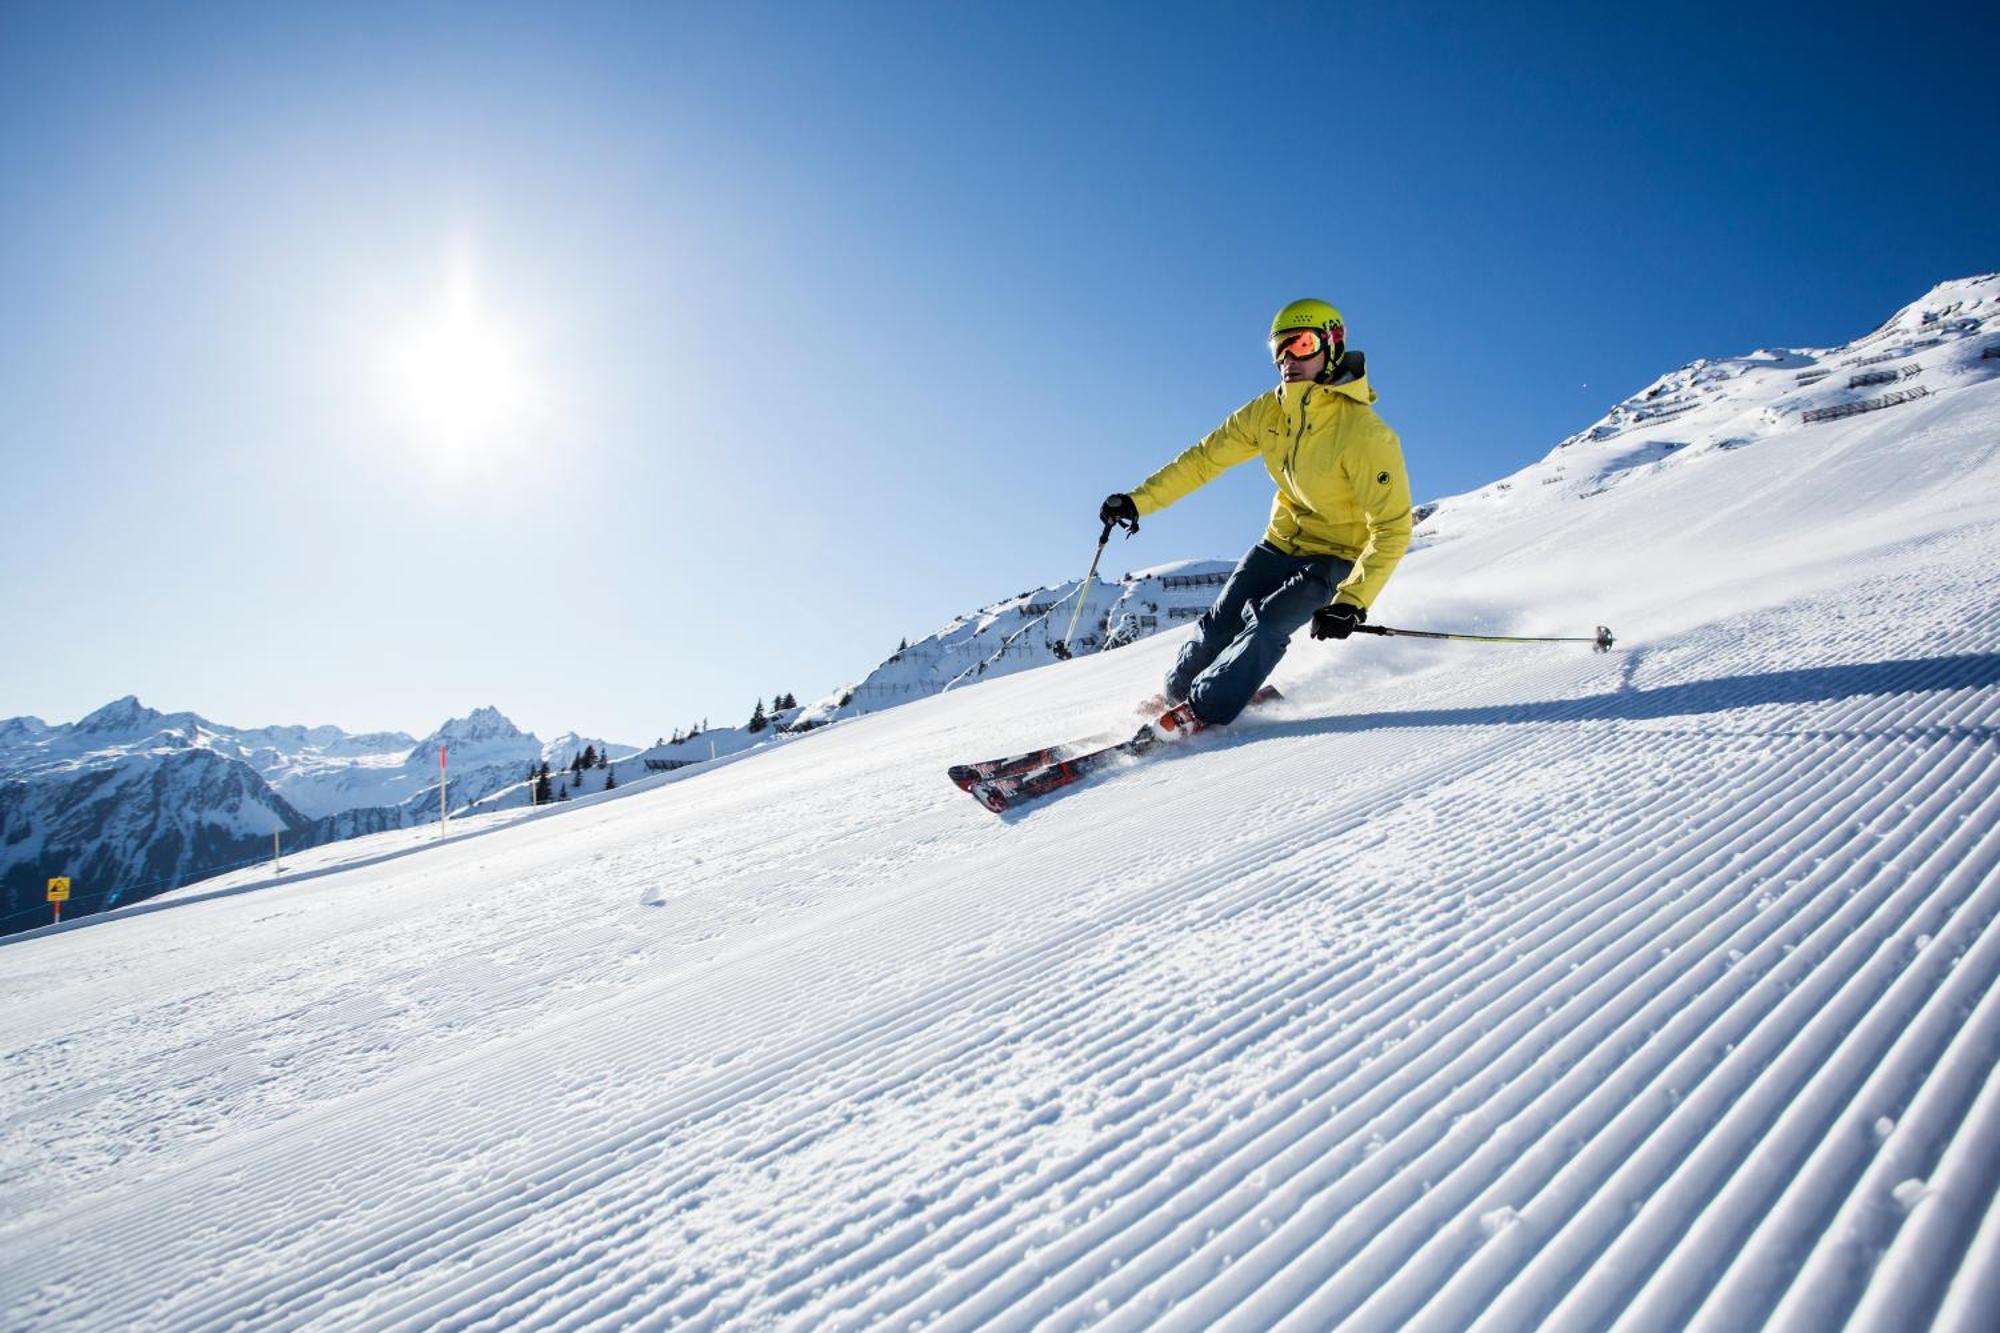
[{"left": 1100, "top": 299, "right": 1412, "bottom": 732}]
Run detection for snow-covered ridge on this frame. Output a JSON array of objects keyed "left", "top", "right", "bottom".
[
  {"left": 796, "top": 557, "right": 1239, "bottom": 727},
  {"left": 1416, "top": 273, "right": 2000, "bottom": 546}
]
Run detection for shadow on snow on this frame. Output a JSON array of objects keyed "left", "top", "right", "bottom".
[{"left": 1266, "top": 651, "right": 2000, "bottom": 738}]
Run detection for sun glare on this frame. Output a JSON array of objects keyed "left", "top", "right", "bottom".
[{"left": 384, "top": 257, "right": 540, "bottom": 463}]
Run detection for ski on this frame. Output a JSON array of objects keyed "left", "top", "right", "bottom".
[
  {"left": 951, "top": 686, "right": 1283, "bottom": 810},
  {"left": 947, "top": 686, "right": 1282, "bottom": 793},
  {"left": 964, "top": 725, "right": 1169, "bottom": 813},
  {"left": 948, "top": 740, "right": 1094, "bottom": 791}
]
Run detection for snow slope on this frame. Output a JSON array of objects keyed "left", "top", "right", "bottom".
[{"left": 2, "top": 280, "right": 1998, "bottom": 1329}]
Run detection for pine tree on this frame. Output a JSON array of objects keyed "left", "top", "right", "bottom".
[
  {"left": 605, "top": 767, "right": 617, "bottom": 790},
  {"left": 748, "top": 698, "right": 768, "bottom": 733},
  {"left": 582, "top": 744, "right": 598, "bottom": 770}
]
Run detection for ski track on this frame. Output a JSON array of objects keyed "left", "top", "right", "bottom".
[{"left": 6, "top": 463, "right": 2000, "bottom": 1323}]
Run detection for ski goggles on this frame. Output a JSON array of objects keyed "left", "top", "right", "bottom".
[{"left": 1269, "top": 327, "right": 1341, "bottom": 362}]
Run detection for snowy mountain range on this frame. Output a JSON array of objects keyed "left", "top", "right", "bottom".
[
  {"left": 1414, "top": 272, "right": 1997, "bottom": 549},
  {"left": 0, "top": 699, "right": 635, "bottom": 934},
  {"left": 4, "top": 274, "right": 1998, "bottom": 1326}
]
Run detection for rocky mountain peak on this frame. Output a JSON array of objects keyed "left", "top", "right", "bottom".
[
  {"left": 75, "top": 695, "right": 165, "bottom": 736},
  {"left": 434, "top": 706, "right": 525, "bottom": 742},
  {"left": 413, "top": 706, "right": 539, "bottom": 767}
]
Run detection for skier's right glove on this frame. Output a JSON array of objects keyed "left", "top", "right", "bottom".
[
  {"left": 1099, "top": 493, "right": 1139, "bottom": 531},
  {"left": 1310, "top": 602, "right": 1365, "bottom": 641}
]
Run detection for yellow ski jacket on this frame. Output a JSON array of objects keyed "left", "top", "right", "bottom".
[{"left": 1128, "top": 367, "right": 1412, "bottom": 610}]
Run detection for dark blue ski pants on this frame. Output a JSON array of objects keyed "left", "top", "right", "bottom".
[{"left": 1167, "top": 541, "right": 1355, "bottom": 725}]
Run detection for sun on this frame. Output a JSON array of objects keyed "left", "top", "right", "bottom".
[{"left": 384, "top": 257, "right": 539, "bottom": 461}]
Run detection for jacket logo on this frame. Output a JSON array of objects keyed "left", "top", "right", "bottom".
[{"left": 1376, "top": 471, "right": 1391, "bottom": 484}]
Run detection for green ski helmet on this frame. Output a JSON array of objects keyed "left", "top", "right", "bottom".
[{"left": 1269, "top": 298, "right": 1347, "bottom": 378}]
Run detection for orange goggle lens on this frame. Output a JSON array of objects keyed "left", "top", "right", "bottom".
[{"left": 1270, "top": 328, "right": 1337, "bottom": 362}]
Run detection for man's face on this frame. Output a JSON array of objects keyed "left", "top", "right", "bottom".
[{"left": 1272, "top": 328, "right": 1329, "bottom": 383}]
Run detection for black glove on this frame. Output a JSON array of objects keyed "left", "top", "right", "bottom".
[
  {"left": 1310, "top": 602, "right": 1365, "bottom": 641},
  {"left": 1099, "top": 493, "right": 1139, "bottom": 529}
]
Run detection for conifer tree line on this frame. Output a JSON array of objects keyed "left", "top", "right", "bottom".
[
  {"left": 747, "top": 692, "right": 799, "bottom": 734},
  {"left": 525, "top": 747, "right": 623, "bottom": 806},
  {"left": 567, "top": 745, "right": 607, "bottom": 782},
  {"left": 511, "top": 689, "right": 814, "bottom": 811}
]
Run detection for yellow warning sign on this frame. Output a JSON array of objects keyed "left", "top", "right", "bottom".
[{"left": 46, "top": 877, "right": 71, "bottom": 902}]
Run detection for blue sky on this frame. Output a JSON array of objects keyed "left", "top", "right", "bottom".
[{"left": 2, "top": 2, "right": 1993, "bottom": 745}]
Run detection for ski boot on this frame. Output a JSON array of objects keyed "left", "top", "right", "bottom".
[
  {"left": 1137, "top": 684, "right": 1280, "bottom": 723},
  {"left": 1153, "top": 702, "right": 1207, "bottom": 738}
]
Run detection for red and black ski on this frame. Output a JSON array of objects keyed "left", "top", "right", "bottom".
[
  {"left": 963, "top": 726, "right": 1168, "bottom": 812},
  {"left": 950, "top": 686, "right": 1282, "bottom": 811},
  {"left": 947, "top": 740, "right": 1095, "bottom": 792}
]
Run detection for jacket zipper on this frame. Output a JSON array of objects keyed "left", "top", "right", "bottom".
[{"left": 1283, "top": 384, "right": 1313, "bottom": 495}]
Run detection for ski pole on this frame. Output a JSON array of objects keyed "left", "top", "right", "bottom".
[
  {"left": 1052, "top": 516, "right": 1136, "bottom": 660},
  {"left": 1356, "top": 623, "right": 1617, "bottom": 652}
]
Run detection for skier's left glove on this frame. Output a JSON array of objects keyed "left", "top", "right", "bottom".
[{"left": 1310, "top": 602, "right": 1365, "bottom": 641}]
